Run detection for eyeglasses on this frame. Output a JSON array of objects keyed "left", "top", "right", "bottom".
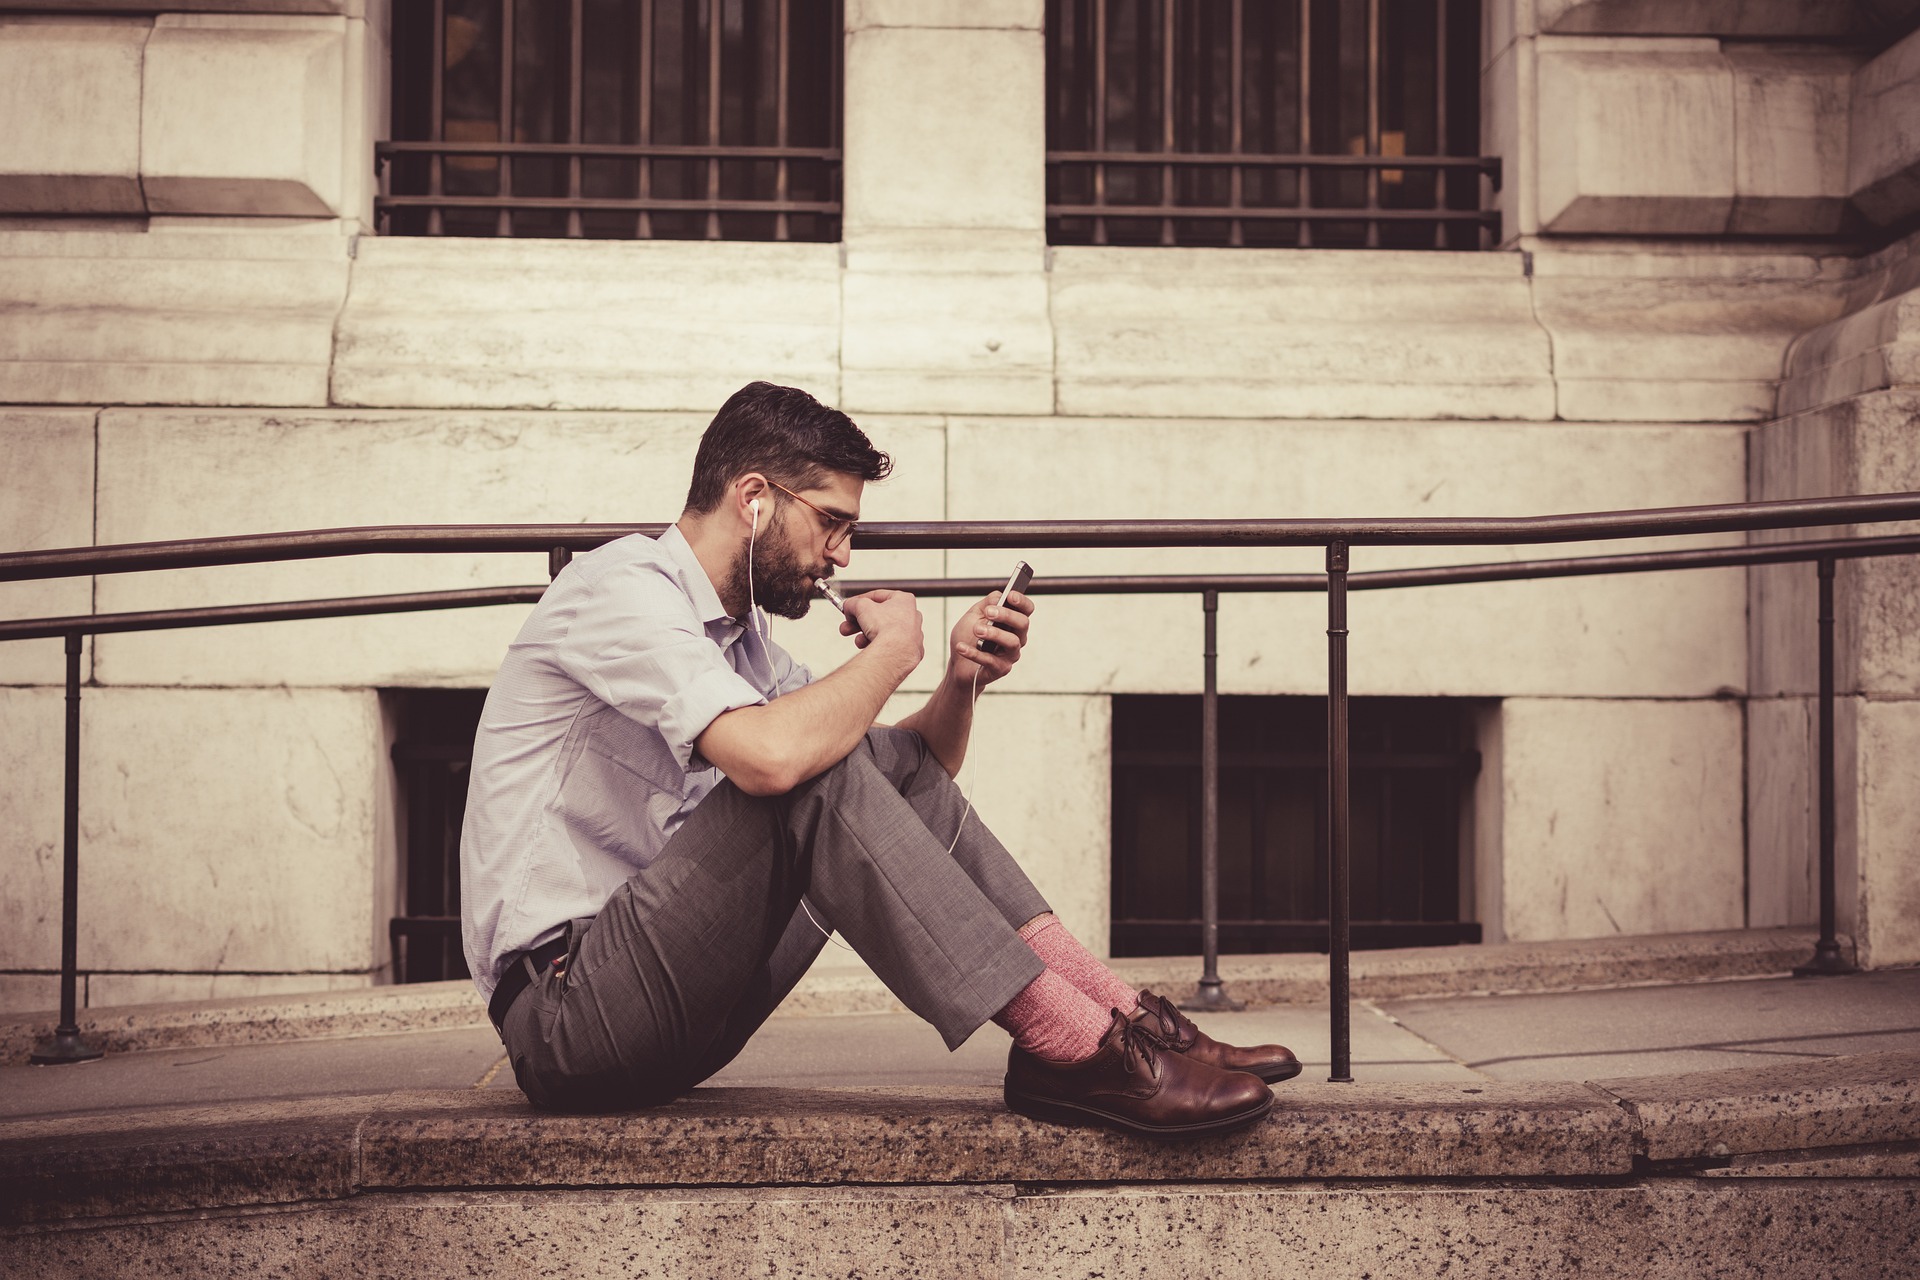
[{"left": 765, "top": 480, "right": 858, "bottom": 550}]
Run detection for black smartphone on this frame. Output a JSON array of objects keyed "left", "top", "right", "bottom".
[{"left": 979, "top": 560, "right": 1033, "bottom": 654}]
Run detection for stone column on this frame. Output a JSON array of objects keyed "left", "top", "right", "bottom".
[
  {"left": 1750, "top": 25, "right": 1920, "bottom": 969},
  {"left": 839, "top": 0, "right": 1053, "bottom": 415}
]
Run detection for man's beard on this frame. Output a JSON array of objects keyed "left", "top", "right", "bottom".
[{"left": 728, "top": 520, "right": 829, "bottom": 621}]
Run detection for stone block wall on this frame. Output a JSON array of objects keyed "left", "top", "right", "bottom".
[
  {"left": 1, "top": 0, "right": 1916, "bottom": 1007},
  {"left": 0, "top": 7, "right": 381, "bottom": 224},
  {"left": 1487, "top": 4, "right": 1920, "bottom": 242}
]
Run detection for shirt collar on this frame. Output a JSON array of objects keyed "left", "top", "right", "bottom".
[{"left": 656, "top": 523, "right": 750, "bottom": 648}]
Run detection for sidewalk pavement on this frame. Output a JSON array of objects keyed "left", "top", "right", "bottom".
[{"left": 5, "top": 967, "right": 1915, "bottom": 1123}]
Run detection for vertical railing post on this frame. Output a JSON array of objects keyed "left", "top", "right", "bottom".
[
  {"left": 1326, "top": 542, "right": 1353, "bottom": 1082},
  {"left": 549, "top": 546, "right": 573, "bottom": 580},
  {"left": 31, "top": 633, "right": 102, "bottom": 1064},
  {"left": 1796, "top": 555, "right": 1853, "bottom": 976},
  {"left": 1192, "top": 589, "right": 1236, "bottom": 1009}
]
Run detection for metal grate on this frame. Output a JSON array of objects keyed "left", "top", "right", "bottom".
[
  {"left": 379, "top": 0, "right": 842, "bottom": 241},
  {"left": 1046, "top": 0, "right": 1498, "bottom": 249},
  {"left": 387, "top": 690, "right": 487, "bottom": 985},
  {"left": 1111, "top": 695, "right": 1482, "bottom": 957}
]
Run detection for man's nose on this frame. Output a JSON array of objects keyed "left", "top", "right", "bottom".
[{"left": 828, "top": 539, "right": 853, "bottom": 569}]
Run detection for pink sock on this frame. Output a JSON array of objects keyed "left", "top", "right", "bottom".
[
  {"left": 1018, "top": 914, "right": 1141, "bottom": 1017},
  {"left": 992, "top": 968, "right": 1111, "bottom": 1063}
]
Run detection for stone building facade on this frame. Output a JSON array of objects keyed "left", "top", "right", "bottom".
[{"left": 1, "top": 0, "right": 1917, "bottom": 1010}]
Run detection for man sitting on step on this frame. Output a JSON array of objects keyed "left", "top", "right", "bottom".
[{"left": 461, "top": 381, "right": 1300, "bottom": 1137}]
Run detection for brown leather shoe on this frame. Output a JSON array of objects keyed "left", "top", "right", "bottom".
[
  {"left": 1004, "top": 1008, "right": 1273, "bottom": 1139},
  {"left": 1134, "top": 989, "right": 1303, "bottom": 1084}
]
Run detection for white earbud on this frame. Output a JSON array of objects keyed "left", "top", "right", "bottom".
[{"left": 750, "top": 497, "right": 761, "bottom": 529}]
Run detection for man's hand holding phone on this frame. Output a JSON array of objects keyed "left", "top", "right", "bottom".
[{"left": 949, "top": 561, "right": 1034, "bottom": 688}]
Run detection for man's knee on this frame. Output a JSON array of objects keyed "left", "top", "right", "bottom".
[{"left": 860, "top": 724, "right": 935, "bottom": 789}]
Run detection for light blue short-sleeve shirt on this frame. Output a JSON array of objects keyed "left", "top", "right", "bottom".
[{"left": 460, "top": 526, "right": 810, "bottom": 999}]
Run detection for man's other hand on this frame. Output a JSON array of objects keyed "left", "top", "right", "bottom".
[
  {"left": 946, "top": 588, "right": 1033, "bottom": 688},
  {"left": 842, "top": 588, "right": 925, "bottom": 668}
]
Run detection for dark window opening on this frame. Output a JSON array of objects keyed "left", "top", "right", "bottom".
[
  {"left": 381, "top": 0, "right": 843, "bottom": 241},
  {"left": 388, "top": 689, "right": 487, "bottom": 984},
  {"left": 1111, "top": 694, "right": 1481, "bottom": 957},
  {"left": 1046, "top": 0, "right": 1497, "bottom": 249}
]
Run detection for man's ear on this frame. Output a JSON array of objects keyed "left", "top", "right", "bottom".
[{"left": 735, "top": 474, "right": 770, "bottom": 529}]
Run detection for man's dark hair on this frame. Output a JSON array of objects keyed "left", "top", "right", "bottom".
[{"left": 684, "top": 382, "right": 892, "bottom": 514}]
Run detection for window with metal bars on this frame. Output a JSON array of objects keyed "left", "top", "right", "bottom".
[
  {"left": 386, "top": 689, "right": 486, "bottom": 985},
  {"left": 380, "top": 0, "right": 842, "bottom": 241},
  {"left": 1047, "top": 0, "right": 1497, "bottom": 249},
  {"left": 1111, "top": 695, "right": 1482, "bottom": 957}
]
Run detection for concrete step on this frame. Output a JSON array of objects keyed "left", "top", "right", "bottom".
[
  {"left": 0, "top": 926, "right": 1829, "bottom": 1066},
  {"left": 2, "top": 1051, "right": 1916, "bottom": 1277}
]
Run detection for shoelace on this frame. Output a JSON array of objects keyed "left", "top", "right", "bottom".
[
  {"left": 1136, "top": 993, "right": 1196, "bottom": 1051},
  {"left": 1111, "top": 1008, "right": 1162, "bottom": 1077}
]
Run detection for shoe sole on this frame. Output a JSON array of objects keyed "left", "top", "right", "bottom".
[
  {"left": 1004, "top": 1086, "right": 1274, "bottom": 1140},
  {"left": 1257, "top": 1061, "right": 1304, "bottom": 1084}
]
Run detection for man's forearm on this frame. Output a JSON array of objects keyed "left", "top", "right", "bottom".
[
  {"left": 894, "top": 674, "right": 974, "bottom": 777},
  {"left": 699, "top": 641, "right": 917, "bottom": 794}
]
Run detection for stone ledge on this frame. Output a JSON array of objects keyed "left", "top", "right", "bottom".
[
  {"left": 0, "top": 928, "right": 1831, "bottom": 1066},
  {"left": 5, "top": 1053, "right": 1918, "bottom": 1227},
  {"left": 1111, "top": 926, "right": 1829, "bottom": 1008},
  {"left": 6, "top": 1182, "right": 1920, "bottom": 1280},
  {"left": 1595, "top": 1049, "right": 1920, "bottom": 1162}
]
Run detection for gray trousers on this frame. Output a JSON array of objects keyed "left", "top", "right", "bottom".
[{"left": 501, "top": 726, "right": 1051, "bottom": 1111}]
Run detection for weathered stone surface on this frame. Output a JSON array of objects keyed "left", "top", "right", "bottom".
[
  {"left": 84, "top": 408, "right": 946, "bottom": 689},
  {"left": 0, "top": 927, "right": 1825, "bottom": 1061},
  {"left": 1850, "top": 25, "right": 1920, "bottom": 228},
  {"left": 1597, "top": 1049, "right": 1920, "bottom": 1161},
  {"left": 1499, "top": 698, "right": 1745, "bottom": 941},
  {"left": 5, "top": 1180, "right": 1920, "bottom": 1279},
  {"left": 0, "top": 410, "right": 95, "bottom": 686},
  {"left": 0, "top": 229, "right": 349, "bottom": 406},
  {"left": 946, "top": 416, "right": 1746, "bottom": 699},
  {"left": 1530, "top": 246, "right": 1852, "bottom": 423},
  {"left": 0, "top": 980, "right": 485, "bottom": 1067},
  {"left": 1780, "top": 286, "right": 1920, "bottom": 418},
  {"left": 1009, "top": 1180, "right": 1920, "bottom": 1280},
  {"left": 0, "top": 688, "right": 387, "bottom": 978},
  {"left": 1536, "top": 38, "right": 1738, "bottom": 236},
  {"left": 0, "top": 1095, "right": 366, "bottom": 1225},
  {"left": 1727, "top": 46, "right": 1858, "bottom": 236},
  {"left": 1050, "top": 248, "right": 1556, "bottom": 421},
  {"left": 0, "top": 1186, "right": 1016, "bottom": 1278},
  {"left": 1537, "top": 0, "right": 1908, "bottom": 39},
  {"left": 0, "top": 689, "right": 63, "bottom": 994},
  {"left": 843, "top": 24, "right": 1043, "bottom": 234},
  {"left": 0, "top": 20, "right": 147, "bottom": 215},
  {"left": 848, "top": 0, "right": 1040, "bottom": 29},
  {"left": 140, "top": 15, "right": 347, "bottom": 217},
  {"left": 329, "top": 237, "right": 842, "bottom": 410},
  {"left": 359, "top": 1080, "right": 1631, "bottom": 1187},
  {"left": 840, "top": 250, "right": 1054, "bottom": 415},
  {"left": 1746, "top": 696, "right": 1821, "bottom": 928},
  {"left": 1858, "top": 699, "right": 1920, "bottom": 968},
  {"left": 1700, "top": 1140, "right": 1920, "bottom": 1178},
  {"left": 1108, "top": 927, "right": 1826, "bottom": 1007},
  {"left": 1747, "top": 382, "right": 1920, "bottom": 963}
]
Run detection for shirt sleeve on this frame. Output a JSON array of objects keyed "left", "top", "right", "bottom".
[
  {"left": 553, "top": 561, "right": 768, "bottom": 772},
  {"left": 767, "top": 632, "right": 814, "bottom": 698}
]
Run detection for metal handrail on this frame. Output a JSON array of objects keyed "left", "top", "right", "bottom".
[
  {"left": 8, "top": 494, "right": 1915, "bottom": 1069},
  {"left": 4, "top": 492, "right": 1920, "bottom": 582},
  {"left": 8, "top": 531, "right": 1920, "bottom": 643}
]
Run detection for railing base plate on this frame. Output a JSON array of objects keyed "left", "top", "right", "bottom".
[
  {"left": 1185, "top": 981, "right": 1244, "bottom": 1012},
  {"left": 1792, "top": 945, "right": 1857, "bottom": 978},
  {"left": 29, "top": 1028, "right": 103, "bottom": 1065}
]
